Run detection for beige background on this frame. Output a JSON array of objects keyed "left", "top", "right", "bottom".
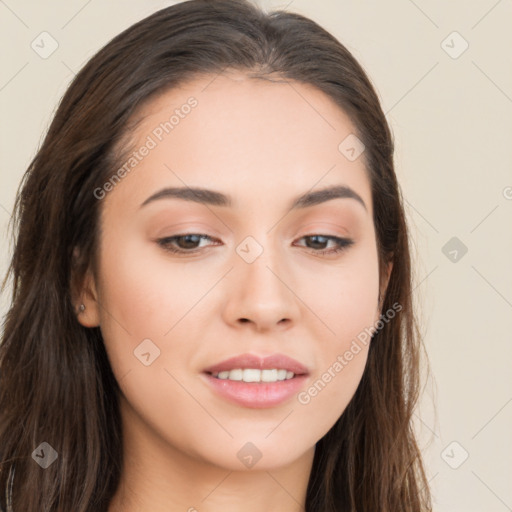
[{"left": 1, "top": 1, "right": 511, "bottom": 510}]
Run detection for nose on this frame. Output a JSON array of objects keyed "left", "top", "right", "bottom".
[{"left": 222, "top": 241, "right": 300, "bottom": 333}]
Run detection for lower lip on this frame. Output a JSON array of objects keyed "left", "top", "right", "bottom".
[{"left": 202, "top": 373, "right": 308, "bottom": 409}]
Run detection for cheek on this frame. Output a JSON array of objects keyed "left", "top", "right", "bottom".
[
  {"left": 295, "top": 345, "right": 369, "bottom": 440},
  {"left": 95, "top": 232, "right": 225, "bottom": 412},
  {"left": 94, "top": 235, "right": 196, "bottom": 385},
  {"left": 97, "top": 233, "right": 213, "bottom": 341},
  {"left": 94, "top": 242, "right": 207, "bottom": 449},
  {"left": 294, "top": 241, "right": 379, "bottom": 425},
  {"left": 302, "top": 239, "right": 380, "bottom": 343}
]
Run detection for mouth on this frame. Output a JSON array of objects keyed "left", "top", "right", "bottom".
[
  {"left": 209, "top": 368, "right": 297, "bottom": 383},
  {"left": 201, "top": 353, "right": 309, "bottom": 409}
]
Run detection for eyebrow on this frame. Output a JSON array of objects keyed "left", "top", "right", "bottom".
[{"left": 140, "top": 184, "right": 367, "bottom": 212}]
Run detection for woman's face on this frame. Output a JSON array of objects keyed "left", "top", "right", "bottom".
[{"left": 78, "top": 72, "right": 390, "bottom": 471}]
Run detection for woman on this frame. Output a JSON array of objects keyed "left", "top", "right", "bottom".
[{"left": 0, "top": 0, "right": 432, "bottom": 510}]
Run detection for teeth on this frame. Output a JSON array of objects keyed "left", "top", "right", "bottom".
[
  {"left": 261, "top": 369, "right": 277, "bottom": 382},
  {"left": 227, "top": 368, "right": 243, "bottom": 381},
  {"left": 243, "top": 368, "right": 261, "bottom": 382},
  {"left": 213, "top": 368, "right": 296, "bottom": 383}
]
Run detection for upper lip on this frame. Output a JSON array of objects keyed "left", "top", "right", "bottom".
[{"left": 203, "top": 353, "right": 309, "bottom": 375}]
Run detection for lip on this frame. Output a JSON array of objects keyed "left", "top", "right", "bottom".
[
  {"left": 202, "top": 353, "right": 309, "bottom": 375},
  {"left": 201, "top": 353, "right": 309, "bottom": 409}
]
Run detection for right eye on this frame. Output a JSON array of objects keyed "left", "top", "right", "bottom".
[{"left": 156, "top": 234, "right": 220, "bottom": 255}]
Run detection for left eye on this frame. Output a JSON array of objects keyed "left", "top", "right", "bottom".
[
  {"left": 156, "top": 234, "right": 354, "bottom": 256},
  {"left": 294, "top": 234, "right": 354, "bottom": 255}
]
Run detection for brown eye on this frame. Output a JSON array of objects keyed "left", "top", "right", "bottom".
[
  {"left": 295, "top": 235, "right": 354, "bottom": 256},
  {"left": 156, "top": 233, "right": 354, "bottom": 257},
  {"left": 157, "top": 234, "right": 218, "bottom": 254}
]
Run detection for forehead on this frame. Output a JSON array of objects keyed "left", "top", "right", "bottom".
[{"left": 104, "top": 71, "right": 372, "bottom": 217}]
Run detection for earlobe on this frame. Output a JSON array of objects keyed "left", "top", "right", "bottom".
[
  {"left": 72, "top": 247, "right": 101, "bottom": 328},
  {"left": 76, "top": 268, "right": 101, "bottom": 328}
]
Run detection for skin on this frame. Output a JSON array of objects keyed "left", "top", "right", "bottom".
[{"left": 76, "top": 71, "right": 392, "bottom": 512}]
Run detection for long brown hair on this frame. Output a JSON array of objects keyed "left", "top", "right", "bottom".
[{"left": 0, "top": 0, "right": 432, "bottom": 510}]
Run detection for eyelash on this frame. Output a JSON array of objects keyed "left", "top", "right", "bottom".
[{"left": 156, "top": 233, "right": 354, "bottom": 257}]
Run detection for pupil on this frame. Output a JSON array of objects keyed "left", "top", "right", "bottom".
[
  {"left": 181, "top": 235, "right": 200, "bottom": 248},
  {"left": 309, "top": 235, "right": 326, "bottom": 249}
]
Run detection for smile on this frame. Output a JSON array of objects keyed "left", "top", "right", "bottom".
[{"left": 211, "top": 368, "right": 295, "bottom": 382}]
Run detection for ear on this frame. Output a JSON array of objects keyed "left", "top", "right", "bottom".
[
  {"left": 375, "top": 260, "right": 393, "bottom": 323},
  {"left": 71, "top": 247, "right": 101, "bottom": 328}
]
